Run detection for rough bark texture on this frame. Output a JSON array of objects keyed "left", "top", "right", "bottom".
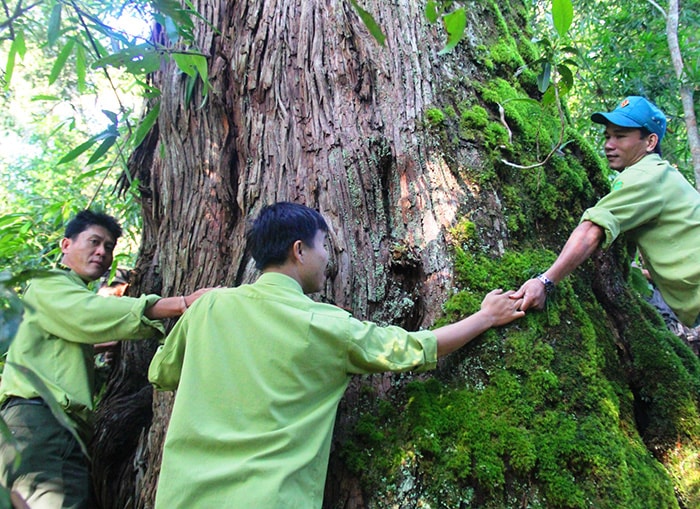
[{"left": 90, "top": 0, "right": 700, "bottom": 508}]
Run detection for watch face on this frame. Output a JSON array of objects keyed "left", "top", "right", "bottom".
[{"left": 537, "top": 274, "right": 554, "bottom": 294}]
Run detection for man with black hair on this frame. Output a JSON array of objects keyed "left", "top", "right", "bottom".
[
  {"left": 0, "top": 209, "right": 213, "bottom": 509},
  {"left": 512, "top": 96, "right": 700, "bottom": 330},
  {"left": 149, "top": 201, "right": 525, "bottom": 508}
]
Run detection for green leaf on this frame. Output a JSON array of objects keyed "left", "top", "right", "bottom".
[
  {"left": 4, "top": 32, "right": 26, "bottom": 90},
  {"left": 48, "top": 3, "right": 63, "bottom": 46},
  {"left": 49, "top": 38, "right": 76, "bottom": 85},
  {"left": 425, "top": 1, "right": 440, "bottom": 23},
  {"left": 57, "top": 137, "right": 98, "bottom": 165},
  {"left": 75, "top": 44, "right": 86, "bottom": 93},
  {"left": 552, "top": 0, "right": 573, "bottom": 38},
  {"left": 31, "top": 95, "right": 61, "bottom": 101},
  {"left": 542, "top": 85, "right": 556, "bottom": 106},
  {"left": 132, "top": 102, "right": 161, "bottom": 149},
  {"left": 152, "top": 0, "right": 196, "bottom": 42},
  {"left": 4, "top": 47, "right": 16, "bottom": 91},
  {"left": 438, "top": 8, "right": 467, "bottom": 55},
  {"left": 557, "top": 64, "right": 574, "bottom": 93},
  {"left": 184, "top": 74, "right": 197, "bottom": 106},
  {"left": 350, "top": 1, "right": 386, "bottom": 46},
  {"left": 102, "top": 110, "right": 119, "bottom": 126},
  {"left": 86, "top": 136, "right": 117, "bottom": 165},
  {"left": 172, "top": 53, "right": 199, "bottom": 79},
  {"left": 537, "top": 62, "right": 552, "bottom": 93},
  {"left": 92, "top": 45, "right": 162, "bottom": 75},
  {"left": 191, "top": 55, "right": 211, "bottom": 94}
]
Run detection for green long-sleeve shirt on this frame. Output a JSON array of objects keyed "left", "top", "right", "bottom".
[
  {"left": 581, "top": 154, "right": 700, "bottom": 326},
  {"left": 0, "top": 269, "right": 164, "bottom": 437},
  {"left": 149, "top": 272, "right": 437, "bottom": 509}
]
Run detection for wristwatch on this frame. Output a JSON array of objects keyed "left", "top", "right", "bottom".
[{"left": 536, "top": 274, "right": 555, "bottom": 294}]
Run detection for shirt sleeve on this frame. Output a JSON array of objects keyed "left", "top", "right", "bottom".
[
  {"left": 28, "top": 271, "right": 164, "bottom": 344},
  {"left": 148, "top": 313, "right": 189, "bottom": 391},
  {"left": 580, "top": 166, "right": 663, "bottom": 249},
  {"left": 344, "top": 319, "right": 438, "bottom": 374}
]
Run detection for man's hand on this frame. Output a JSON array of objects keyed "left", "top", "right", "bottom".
[
  {"left": 510, "top": 278, "right": 547, "bottom": 311},
  {"left": 481, "top": 289, "right": 526, "bottom": 326}
]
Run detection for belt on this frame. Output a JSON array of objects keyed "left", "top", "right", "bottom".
[{"left": 0, "top": 397, "right": 46, "bottom": 411}]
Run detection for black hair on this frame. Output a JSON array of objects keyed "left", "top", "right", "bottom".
[
  {"left": 247, "top": 202, "right": 329, "bottom": 270},
  {"left": 64, "top": 210, "right": 123, "bottom": 241}
]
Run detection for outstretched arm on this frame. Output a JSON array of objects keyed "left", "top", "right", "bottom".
[
  {"left": 145, "top": 287, "right": 217, "bottom": 319},
  {"left": 511, "top": 221, "right": 604, "bottom": 311},
  {"left": 434, "top": 289, "right": 525, "bottom": 357}
]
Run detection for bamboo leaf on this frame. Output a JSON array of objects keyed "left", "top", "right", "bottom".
[
  {"left": 191, "top": 54, "right": 211, "bottom": 94},
  {"left": 102, "top": 110, "right": 119, "bottom": 126},
  {"left": 49, "top": 38, "right": 75, "bottom": 85},
  {"left": 438, "top": 8, "right": 467, "bottom": 55},
  {"left": 4, "top": 47, "right": 16, "bottom": 91},
  {"left": 92, "top": 45, "right": 162, "bottom": 75},
  {"left": 4, "top": 32, "right": 26, "bottom": 90},
  {"left": 172, "top": 53, "right": 198, "bottom": 79},
  {"left": 57, "top": 137, "right": 98, "bottom": 165},
  {"left": 86, "top": 136, "right": 117, "bottom": 165},
  {"left": 349, "top": 1, "right": 386, "bottom": 46},
  {"left": 75, "top": 44, "right": 86, "bottom": 93},
  {"left": 552, "top": 0, "right": 573, "bottom": 38},
  {"left": 47, "top": 3, "right": 62, "bottom": 46},
  {"left": 132, "top": 101, "right": 161, "bottom": 149}
]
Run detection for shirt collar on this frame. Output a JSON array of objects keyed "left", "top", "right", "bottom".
[{"left": 257, "top": 271, "right": 304, "bottom": 294}]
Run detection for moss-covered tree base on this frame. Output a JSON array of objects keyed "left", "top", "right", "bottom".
[{"left": 338, "top": 1, "right": 700, "bottom": 507}]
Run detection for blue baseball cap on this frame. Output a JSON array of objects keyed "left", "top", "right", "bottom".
[{"left": 591, "top": 96, "right": 666, "bottom": 141}]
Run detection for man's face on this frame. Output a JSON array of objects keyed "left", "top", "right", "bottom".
[
  {"left": 299, "top": 230, "right": 329, "bottom": 294},
  {"left": 60, "top": 225, "right": 116, "bottom": 282},
  {"left": 603, "top": 124, "right": 656, "bottom": 170}
]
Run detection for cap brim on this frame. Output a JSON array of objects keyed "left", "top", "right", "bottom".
[{"left": 591, "top": 111, "right": 643, "bottom": 129}]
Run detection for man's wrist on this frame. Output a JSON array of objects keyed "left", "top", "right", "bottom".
[{"left": 535, "top": 274, "right": 555, "bottom": 294}]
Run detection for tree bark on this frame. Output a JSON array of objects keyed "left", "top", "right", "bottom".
[
  {"left": 666, "top": 0, "right": 700, "bottom": 190},
  {"left": 95, "top": 1, "right": 484, "bottom": 506}
]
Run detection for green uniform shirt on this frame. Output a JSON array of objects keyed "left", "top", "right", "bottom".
[
  {"left": 149, "top": 272, "right": 438, "bottom": 509},
  {"left": 581, "top": 154, "right": 700, "bottom": 326},
  {"left": 0, "top": 269, "right": 164, "bottom": 436}
]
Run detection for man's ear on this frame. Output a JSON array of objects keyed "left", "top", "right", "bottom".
[
  {"left": 646, "top": 132, "right": 659, "bottom": 152},
  {"left": 60, "top": 237, "right": 71, "bottom": 254},
  {"left": 290, "top": 240, "right": 304, "bottom": 263}
]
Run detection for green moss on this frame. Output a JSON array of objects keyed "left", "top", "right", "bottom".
[
  {"left": 351, "top": 1, "right": 700, "bottom": 504},
  {"left": 342, "top": 246, "right": 694, "bottom": 507},
  {"left": 490, "top": 40, "right": 525, "bottom": 70},
  {"left": 424, "top": 107, "right": 446, "bottom": 127}
]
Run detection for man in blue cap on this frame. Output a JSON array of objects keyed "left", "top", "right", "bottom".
[{"left": 512, "top": 96, "right": 700, "bottom": 330}]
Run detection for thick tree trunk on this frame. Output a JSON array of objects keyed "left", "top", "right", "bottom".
[{"left": 95, "top": 1, "right": 477, "bottom": 506}]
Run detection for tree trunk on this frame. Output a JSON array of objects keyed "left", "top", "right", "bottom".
[
  {"left": 666, "top": 0, "right": 700, "bottom": 190},
  {"left": 91, "top": 0, "right": 700, "bottom": 508}
]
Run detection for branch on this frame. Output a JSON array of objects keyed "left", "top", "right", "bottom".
[
  {"left": 645, "top": 0, "right": 667, "bottom": 18},
  {"left": 500, "top": 82, "right": 568, "bottom": 170},
  {"left": 0, "top": 0, "right": 43, "bottom": 35}
]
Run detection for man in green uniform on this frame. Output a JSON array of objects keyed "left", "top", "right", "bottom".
[
  {"left": 0, "top": 210, "right": 213, "bottom": 509},
  {"left": 512, "top": 96, "right": 700, "bottom": 328},
  {"left": 149, "top": 201, "right": 525, "bottom": 508}
]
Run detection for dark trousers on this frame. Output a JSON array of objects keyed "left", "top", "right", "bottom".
[{"left": 0, "top": 400, "right": 90, "bottom": 509}]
